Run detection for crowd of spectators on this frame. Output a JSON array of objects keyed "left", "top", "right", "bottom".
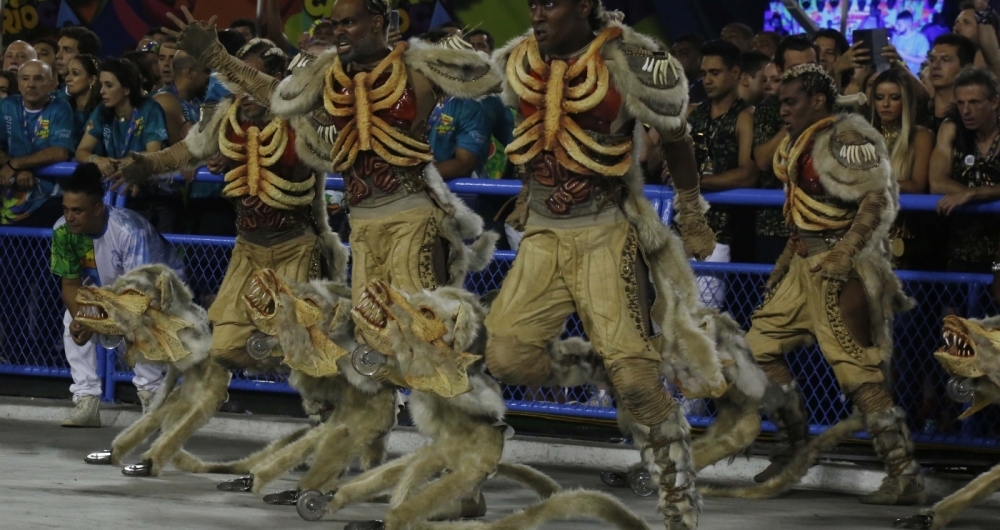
[
  {"left": 661, "top": 1, "right": 1000, "bottom": 278},
  {"left": 1, "top": 2, "right": 1000, "bottom": 278}
]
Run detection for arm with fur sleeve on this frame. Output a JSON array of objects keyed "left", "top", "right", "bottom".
[
  {"left": 115, "top": 140, "right": 196, "bottom": 187},
  {"left": 816, "top": 191, "right": 889, "bottom": 280},
  {"left": 175, "top": 22, "right": 279, "bottom": 105}
]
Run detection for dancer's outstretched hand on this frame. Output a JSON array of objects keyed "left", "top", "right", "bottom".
[{"left": 163, "top": 6, "right": 219, "bottom": 60}]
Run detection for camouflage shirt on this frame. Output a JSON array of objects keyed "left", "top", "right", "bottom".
[{"left": 752, "top": 95, "right": 789, "bottom": 238}]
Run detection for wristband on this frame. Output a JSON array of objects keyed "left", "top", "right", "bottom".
[
  {"left": 87, "top": 155, "right": 97, "bottom": 163},
  {"left": 976, "top": 10, "right": 995, "bottom": 26},
  {"left": 992, "top": 262, "right": 1000, "bottom": 273}
]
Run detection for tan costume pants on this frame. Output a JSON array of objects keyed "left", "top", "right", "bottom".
[
  {"left": 348, "top": 205, "right": 445, "bottom": 303},
  {"left": 486, "top": 220, "right": 662, "bottom": 380},
  {"left": 747, "top": 250, "right": 884, "bottom": 393},
  {"left": 208, "top": 235, "right": 320, "bottom": 356}
]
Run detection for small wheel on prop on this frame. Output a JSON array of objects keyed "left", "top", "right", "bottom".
[{"left": 296, "top": 489, "right": 330, "bottom": 521}]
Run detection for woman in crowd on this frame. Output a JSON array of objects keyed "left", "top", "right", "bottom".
[
  {"left": 75, "top": 58, "right": 167, "bottom": 176},
  {"left": 64, "top": 54, "right": 101, "bottom": 136},
  {"left": 868, "top": 66, "right": 937, "bottom": 270}
]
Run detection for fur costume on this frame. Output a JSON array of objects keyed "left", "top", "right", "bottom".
[
  {"left": 491, "top": 20, "right": 765, "bottom": 529},
  {"left": 172, "top": 21, "right": 501, "bottom": 286},
  {"left": 174, "top": 271, "right": 398, "bottom": 501},
  {"left": 292, "top": 282, "right": 650, "bottom": 530},
  {"left": 894, "top": 315, "right": 1000, "bottom": 529},
  {"left": 746, "top": 100, "right": 920, "bottom": 502},
  {"left": 78, "top": 265, "right": 231, "bottom": 477}
]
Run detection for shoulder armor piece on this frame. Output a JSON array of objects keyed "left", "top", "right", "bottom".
[
  {"left": 831, "top": 130, "right": 880, "bottom": 170},
  {"left": 620, "top": 42, "right": 681, "bottom": 89},
  {"left": 197, "top": 98, "right": 225, "bottom": 133},
  {"left": 404, "top": 40, "right": 500, "bottom": 99}
]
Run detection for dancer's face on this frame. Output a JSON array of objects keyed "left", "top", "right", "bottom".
[
  {"left": 779, "top": 79, "right": 827, "bottom": 141},
  {"left": 329, "top": 0, "right": 387, "bottom": 63},
  {"left": 528, "top": 0, "right": 594, "bottom": 56}
]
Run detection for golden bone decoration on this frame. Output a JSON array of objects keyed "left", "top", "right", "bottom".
[
  {"left": 773, "top": 116, "right": 853, "bottom": 231},
  {"left": 324, "top": 43, "right": 433, "bottom": 172},
  {"left": 219, "top": 97, "right": 315, "bottom": 210},
  {"left": 506, "top": 27, "right": 633, "bottom": 177}
]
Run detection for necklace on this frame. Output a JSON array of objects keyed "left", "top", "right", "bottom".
[
  {"left": 974, "top": 118, "right": 1000, "bottom": 162},
  {"left": 881, "top": 124, "right": 900, "bottom": 149}
]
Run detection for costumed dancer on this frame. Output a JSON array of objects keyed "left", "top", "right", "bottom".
[
  {"left": 167, "top": 1, "right": 499, "bottom": 308},
  {"left": 486, "top": 1, "right": 723, "bottom": 529},
  {"left": 747, "top": 63, "right": 923, "bottom": 505},
  {"left": 101, "top": 38, "right": 357, "bottom": 480}
]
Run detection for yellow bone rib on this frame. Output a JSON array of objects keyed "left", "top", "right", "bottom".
[
  {"left": 505, "top": 122, "right": 543, "bottom": 155},
  {"left": 563, "top": 62, "right": 610, "bottom": 114},
  {"left": 562, "top": 117, "right": 632, "bottom": 156},
  {"left": 371, "top": 116, "right": 432, "bottom": 150},
  {"left": 558, "top": 131, "right": 631, "bottom": 176},
  {"left": 259, "top": 176, "right": 314, "bottom": 208},
  {"left": 543, "top": 60, "right": 568, "bottom": 151}
]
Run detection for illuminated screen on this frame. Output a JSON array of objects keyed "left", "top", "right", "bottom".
[{"left": 763, "top": 0, "right": 947, "bottom": 38}]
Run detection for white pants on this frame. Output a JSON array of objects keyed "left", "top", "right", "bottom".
[
  {"left": 692, "top": 243, "right": 731, "bottom": 309},
  {"left": 63, "top": 311, "right": 165, "bottom": 401}
]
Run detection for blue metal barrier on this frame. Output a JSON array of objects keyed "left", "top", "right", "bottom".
[{"left": 2, "top": 164, "right": 1000, "bottom": 449}]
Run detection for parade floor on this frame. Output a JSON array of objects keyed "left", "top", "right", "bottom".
[{"left": 0, "top": 418, "right": 995, "bottom": 530}]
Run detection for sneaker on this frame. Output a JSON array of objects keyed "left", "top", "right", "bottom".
[
  {"left": 62, "top": 396, "right": 101, "bottom": 428},
  {"left": 137, "top": 391, "right": 154, "bottom": 414}
]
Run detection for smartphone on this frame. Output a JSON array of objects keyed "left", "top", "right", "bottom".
[
  {"left": 852, "top": 28, "right": 891, "bottom": 73},
  {"left": 389, "top": 10, "right": 400, "bottom": 33}
]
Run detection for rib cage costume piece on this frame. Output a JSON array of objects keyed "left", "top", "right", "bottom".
[
  {"left": 771, "top": 113, "right": 914, "bottom": 364},
  {"left": 493, "top": 20, "right": 749, "bottom": 401},
  {"left": 264, "top": 39, "right": 503, "bottom": 286}
]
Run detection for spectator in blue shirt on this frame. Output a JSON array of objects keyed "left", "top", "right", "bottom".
[
  {"left": 0, "top": 71, "right": 17, "bottom": 100},
  {"left": 427, "top": 96, "right": 490, "bottom": 179},
  {"left": 76, "top": 57, "right": 172, "bottom": 233},
  {"left": 63, "top": 54, "right": 100, "bottom": 137},
  {"left": 0, "top": 60, "right": 75, "bottom": 227},
  {"left": 75, "top": 58, "right": 167, "bottom": 177}
]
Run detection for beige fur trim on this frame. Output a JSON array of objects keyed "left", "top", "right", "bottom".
[
  {"left": 403, "top": 39, "right": 501, "bottom": 99},
  {"left": 811, "top": 113, "right": 914, "bottom": 365},
  {"left": 270, "top": 49, "right": 336, "bottom": 118},
  {"left": 289, "top": 115, "right": 334, "bottom": 173},
  {"left": 184, "top": 95, "right": 236, "bottom": 160}
]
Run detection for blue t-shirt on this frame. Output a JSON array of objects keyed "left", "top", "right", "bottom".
[
  {"left": 157, "top": 78, "right": 230, "bottom": 199},
  {"left": 0, "top": 96, "right": 76, "bottom": 224},
  {"left": 480, "top": 95, "right": 515, "bottom": 147},
  {"left": 427, "top": 97, "right": 490, "bottom": 178},
  {"left": 85, "top": 99, "right": 168, "bottom": 158}
]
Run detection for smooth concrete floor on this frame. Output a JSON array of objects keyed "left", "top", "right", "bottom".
[{"left": 0, "top": 418, "right": 995, "bottom": 530}]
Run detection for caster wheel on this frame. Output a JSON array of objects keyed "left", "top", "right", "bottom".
[
  {"left": 297, "top": 489, "right": 330, "bottom": 521},
  {"left": 628, "top": 469, "right": 656, "bottom": 497},
  {"left": 122, "top": 459, "right": 153, "bottom": 477},
  {"left": 85, "top": 449, "right": 113, "bottom": 465},
  {"left": 600, "top": 470, "right": 628, "bottom": 488}
]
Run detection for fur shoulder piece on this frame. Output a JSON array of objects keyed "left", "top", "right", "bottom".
[
  {"left": 492, "top": 32, "right": 529, "bottom": 109},
  {"left": 270, "top": 49, "right": 337, "bottom": 118},
  {"left": 403, "top": 38, "right": 501, "bottom": 99},
  {"left": 810, "top": 113, "right": 893, "bottom": 202},
  {"left": 603, "top": 23, "right": 689, "bottom": 138},
  {"left": 183, "top": 95, "right": 236, "bottom": 160},
  {"left": 288, "top": 114, "right": 334, "bottom": 173}
]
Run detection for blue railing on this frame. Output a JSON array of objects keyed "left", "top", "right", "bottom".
[{"left": 2, "top": 164, "right": 999, "bottom": 449}]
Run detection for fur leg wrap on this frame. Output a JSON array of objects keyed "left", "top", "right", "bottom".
[
  {"left": 759, "top": 359, "right": 795, "bottom": 386},
  {"left": 852, "top": 383, "right": 895, "bottom": 415},
  {"left": 645, "top": 406, "right": 701, "bottom": 530},
  {"left": 607, "top": 358, "right": 675, "bottom": 427},
  {"left": 673, "top": 186, "right": 717, "bottom": 261},
  {"left": 861, "top": 407, "right": 924, "bottom": 504},
  {"left": 543, "top": 337, "right": 608, "bottom": 388},
  {"left": 865, "top": 407, "right": 921, "bottom": 479},
  {"left": 762, "top": 381, "right": 809, "bottom": 462}
]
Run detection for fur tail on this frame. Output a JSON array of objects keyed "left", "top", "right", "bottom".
[
  {"left": 171, "top": 427, "right": 313, "bottom": 474},
  {"left": 148, "top": 364, "right": 181, "bottom": 412},
  {"left": 494, "top": 464, "right": 561, "bottom": 499},
  {"left": 465, "top": 230, "right": 499, "bottom": 273},
  {"left": 700, "top": 414, "right": 864, "bottom": 499},
  {"left": 414, "top": 490, "right": 651, "bottom": 530}
]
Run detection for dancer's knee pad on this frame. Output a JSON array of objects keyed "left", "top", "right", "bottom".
[
  {"left": 484, "top": 335, "right": 551, "bottom": 386},
  {"left": 607, "top": 358, "right": 675, "bottom": 426}
]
